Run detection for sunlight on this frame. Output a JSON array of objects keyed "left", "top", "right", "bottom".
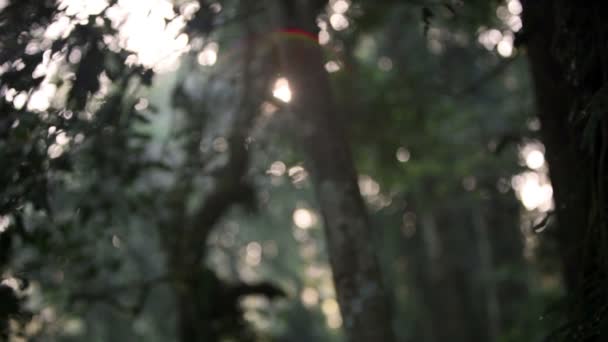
[
  {"left": 45, "top": 15, "right": 73, "bottom": 40},
  {"left": 60, "top": 0, "right": 108, "bottom": 18},
  {"left": 327, "top": 314, "right": 343, "bottom": 329},
  {"left": 1, "top": 277, "right": 19, "bottom": 290},
  {"left": 47, "top": 144, "right": 65, "bottom": 159},
  {"left": 12, "top": 93, "right": 28, "bottom": 110},
  {"left": 520, "top": 142, "right": 545, "bottom": 170},
  {"left": 330, "top": 13, "right": 349, "bottom": 31},
  {"left": 496, "top": 6, "right": 510, "bottom": 21},
  {"left": 267, "top": 161, "right": 287, "bottom": 177},
  {"left": 301, "top": 287, "right": 320, "bottom": 307},
  {"left": 0, "top": 215, "right": 10, "bottom": 233},
  {"left": 520, "top": 179, "right": 552, "bottom": 211},
  {"left": 197, "top": 42, "right": 219, "bottom": 66},
  {"left": 525, "top": 150, "right": 545, "bottom": 169},
  {"left": 55, "top": 132, "right": 71, "bottom": 146},
  {"left": 246, "top": 241, "right": 262, "bottom": 266},
  {"left": 321, "top": 298, "right": 342, "bottom": 329},
  {"left": 210, "top": 137, "right": 227, "bottom": 153},
  {"left": 358, "top": 175, "right": 380, "bottom": 196},
  {"left": 512, "top": 172, "right": 553, "bottom": 211},
  {"left": 273, "top": 77, "right": 292, "bottom": 103},
  {"left": 15, "top": 0, "right": 191, "bottom": 113},
  {"left": 513, "top": 143, "right": 552, "bottom": 211},
  {"left": 331, "top": 0, "right": 350, "bottom": 14},
  {"left": 478, "top": 29, "right": 502, "bottom": 50},
  {"left": 477, "top": 1, "right": 521, "bottom": 57},
  {"left": 396, "top": 147, "right": 410, "bottom": 162},
  {"left": 60, "top": 0, "right": 190, "bottom": 71},
  {"left": 288, "top": 165, "right": 309, "bottom": 187},
  {"left": 507, "top": 15, "right": 522, "bottom": 32},
  {"left": 325, "top": 60, "right": 341, "bottom": 73},
  {"left": 293, "top": 208, "right": 316, "bottom": 229},
  {"left": 29, "top": 84, "right": 57, "bottom": 112},
  {"left": 497, "top": 39, "right": 513, "bottom": 57},
  {"left": 321, "top": 298, "right": 339, "bottom": 316},
  {"left": 508, "top": 0, "right": 522, "bottom": 15},
  {"left": 319, "top": 30, "right": 330, "bottom": 45},
  {"left": 112, "top": 1, "right": 188, "bottom": 70}
]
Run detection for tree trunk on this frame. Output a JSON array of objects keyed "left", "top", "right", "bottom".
[
  {"left": 416, "top": 205, "right": 490, "bottom": 342},
  {"left": 472, "top": 207, "right": 501, "bottom": 341},
  {"left": 484, "top": 191, "right": 528, "bottom": 335},
  {"left": 419, "top": 210, "right": 480, "bottom": 342},
  {"left": 522, "top": 0, "right": 592, "bottom": 295},
  {"left": 522, "top": 2, "right": 608, "bottom": 339},
  {"left": 274, "top": 2, "right": 395, "bottom": 341}
]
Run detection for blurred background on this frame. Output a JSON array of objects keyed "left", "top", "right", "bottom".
[{"left": 0, "top": 0, "right": 573, "bottom": 341}]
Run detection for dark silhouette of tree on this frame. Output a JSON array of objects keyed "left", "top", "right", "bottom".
[{"left": 523, "top": 1, "right": 608, "bottom": 340}]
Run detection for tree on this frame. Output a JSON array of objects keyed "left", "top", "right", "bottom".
[
  {"left": 523, "top": 0, "right": 608, "bottom": 339},
  {"left": 273, "top": 1, "right": 396, "bottom": 341}
]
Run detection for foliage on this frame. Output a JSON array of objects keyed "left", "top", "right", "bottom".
[{"left": 0, "top": 0, "right": 572, "bottom": 341}]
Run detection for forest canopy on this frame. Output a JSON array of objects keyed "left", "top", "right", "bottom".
[{"left": 1, "top": 0, "right": 607, "bottom": 341}]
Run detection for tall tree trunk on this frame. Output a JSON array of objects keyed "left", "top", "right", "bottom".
[
  {"left": 418, "top": 210, "right": 480, "bottom": 342},
  {"left": 274, "top": 2, "right": 395, "bottom": 341},
  {"left": 522, "top": 2, "right": 608, "bottom": 339},
  {"left": 484, "top": 191, "right": 528, "bottom": 335},
  {"left": 417, "top": 205, "right": 490, "bottom": 342},
  {"left": 472, "top": 206, "right": 501, "bottom": 341},
  {"left": 522, "top": 0, "right": 591, "bottom": 294}
]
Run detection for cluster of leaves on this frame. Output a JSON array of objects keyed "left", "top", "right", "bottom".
[
  {"left": 0, "top": 0, "right": 291, "bottom": 339},
  {"left": 0, "top": 0, "right": 163, "bottom": 336}
]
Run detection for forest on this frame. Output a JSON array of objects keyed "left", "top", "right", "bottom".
[{"left": 0, "top": 0, "right": 607, "bottom": 341}]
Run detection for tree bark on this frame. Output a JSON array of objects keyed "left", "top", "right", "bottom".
[
  {"left": 274, "top": 2, "right": 396, "bottom": 341},
  {"left": 522, "top": 3, "right": 608, "bottom": 340},
  {"left": 484, "top": 191, "right": 528, "bottom": 335},
  {"left": 522, "top": 0, "right": 592, "bottom": 295}
]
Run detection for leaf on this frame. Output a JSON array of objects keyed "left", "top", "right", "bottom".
[{"left": 68, "top": 43, "right": 105, "bottom": 110}]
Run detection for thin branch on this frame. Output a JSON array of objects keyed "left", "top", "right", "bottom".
[
  {"left": 452, "top": 57, "right": 517, "bottom": 97},
  {"left": 181, "top": 9, "right": 260, "bottom": 265}
]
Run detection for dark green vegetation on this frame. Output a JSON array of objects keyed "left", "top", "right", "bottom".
[{"left": 0, "top": 0, "right": 606, "bottom": 341}]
